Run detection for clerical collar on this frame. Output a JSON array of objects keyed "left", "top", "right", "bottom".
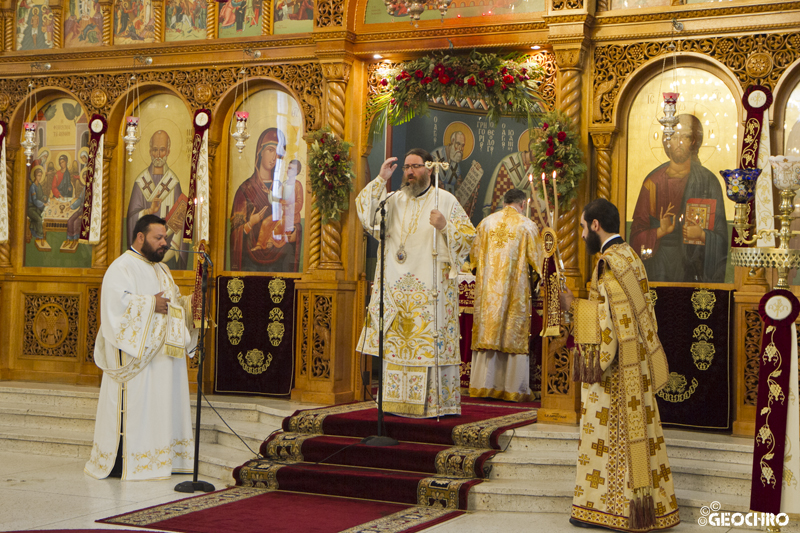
[
  {"left": 601, "top": 234, "right": 623, "bottom": 252},
  {"left": 417, "top": 183, "right": 432, "bottom": 198}
]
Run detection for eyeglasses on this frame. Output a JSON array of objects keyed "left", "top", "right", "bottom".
[{"left": 402, "top": 164, "right": 425, "bottom": 171}]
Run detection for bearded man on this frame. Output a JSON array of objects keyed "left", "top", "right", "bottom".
[
  {"left": 86, "top": 214, "right": 198, "bottom": 480},
  {"left": 126, "top": 130, "right": 188, "bottom": 270},
  {"left": 561, "top": 199, "right": 679, "bottom": 532},
  {"left": 356, "top": 148, "right": 476, "bottom": 418},
  {"left": 431, "top": 131, "right": 466, "bottom": 195},
  {"left": 630, "top": 114, "right": 728, "bottom": 282}
]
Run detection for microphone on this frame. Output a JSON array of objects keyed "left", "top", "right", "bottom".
[
  {"left": 375, "top": 183, "right": 407, "bottom": 212},
  {"left": 169, "top": 245, "right": 214, "bottom": 267}
]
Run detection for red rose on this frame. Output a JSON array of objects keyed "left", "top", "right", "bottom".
[
  {"left": 501, "top": 67, "right": 508, "bottom": 75},
  {"left": 455, "top": 79, "right": 465, "bottom": 86},
  {"left": 439, "top": 74, "right": 450, "bottom": 84},
  {"left": 541, "top": 161, "right": 547, "bottom": 169},
  {"left": 555, "top": 161, "right": 563, "bottom": 168},
  {"left": 333, "top": 154, "right": 340, "bottom": 162},
  {"left": 380, "top": 79, "right": 388, "bottom": 86},
  {"left": 433, "top": 64, "right": 444, "bottom": 75},
  {"left": 546, "top": 147, "right": 554, "bottom": 157},
  {"left": 327, "top": 182, "right": 334, "bottom": 190},
  {"left": 547, "top": 136, "right": 554, "bottom": 145},
  {"left": 422, "top": 76, "right": 432, "bottom": 85},
  {"left": 484, "top": 78, "right": 495, "bottom": 88},
  {"left": 415, "top": 70, "right": 424, "bottom": 78},
  {"left": 521, "top": 68, "right": 527, "bottom": 75},
  {"left": 390, "top": 98, "right": 396, "bottom": 105},
  {"left": 508, "top": 101, "right": 513, "bottom": 105},
  {"left": 467, "top": 76, "right": 477, "bottom": 86},
  {"left": 503, "top": 74, "right": 514, "bottom": 84},
  {"left": 501, "top": 84, "right": 507, "bottom": 90},
  {"left": 557, "top": 131, "right": 567, "bottom": 143},
  {"left": 542, "top": 122, "right": 549, "bottom": 129},
  {"left": 320, "top": 135, "right": 326, "bottom": 144}
]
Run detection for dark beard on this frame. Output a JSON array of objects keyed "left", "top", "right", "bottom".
[
  {"left": 141, "top": 239, "right": 168, "bottom": 262},
  {"left": 585, "top": 228, "right": 602, "bottom": 256}
]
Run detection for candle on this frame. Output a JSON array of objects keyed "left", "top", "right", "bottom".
[
  {"left": 540, "top": 172, "right": 552, "bottom": 226},
  {"left": 526, "top": 198, "right": 531, "bottom": 218},
  {"left": 552, "top": 170, "right": 559, "bottom": 225}
]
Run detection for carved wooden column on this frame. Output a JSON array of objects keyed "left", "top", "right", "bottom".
[
  {"left": 2, "top": 9, "right": 14, "bottom": 51},
  {"left": 99, "top": 0, "right": 112, "bottom": 45},
  {"left": 206, "top": 0, "right": 217, "bottom": 38},
  {"left": 292, "top": 48, "right": 358, "bottom": 405},
  {"left": 541, "top": 0, "right": 594, "bottom": 423},
  {"left": 316, "top": 60, "right": 351, "bottom": 272},
  {"left": 590, "top": 130, "right": 616, "bottom": 201},
  {"left": 261, "top": 0, "right": 272, "bottom": 35},
  {"left": 48, "top": 0, "right": 63, "bottom": 48},
  {"left": 0, "top": 148, "right": 15, "bottom": 268},
  {"left": 92, "top": 144, "right": 115, "bottom": 268},
  {"left": 153, "top": 0, "right": 164, "bottom": 41}
]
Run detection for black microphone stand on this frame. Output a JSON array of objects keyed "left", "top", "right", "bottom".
[
  {"left": 176, "top": 249, "right": 216, "bottom": 493},
  {"left": 361, "top": 195, "right": 399, "bottom": 447}
]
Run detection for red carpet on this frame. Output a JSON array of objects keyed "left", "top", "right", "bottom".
[
  {"left": 101, "top": 400, "right": 536, "bottom": 533},
  {"left": 234, "top": 401, "right": 537, "bottom": 508},
  {"left": 99, "top": 488, "right": 463, "bottom": 533}
]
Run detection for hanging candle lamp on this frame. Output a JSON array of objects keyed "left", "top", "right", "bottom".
[
  {"left": 659, "top": 92, "right": 680, "bottom": 143},
  {"left": 21, "top": 122, "right": 37, "bottom": 166},
  {"left": 123, "top": 116, "right": 140, "bottom": 162}
]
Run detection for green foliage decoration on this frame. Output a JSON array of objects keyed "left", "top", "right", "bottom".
[{"left": 307, "top": 126, "right": 356, "bottom": 224}]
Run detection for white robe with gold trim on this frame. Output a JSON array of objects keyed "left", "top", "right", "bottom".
[
  {"left": 356, "top": 176, "right": 476, "bottom": 418},
  {"left": 85, "top": 250, "right": 197, "bottom": 480}
]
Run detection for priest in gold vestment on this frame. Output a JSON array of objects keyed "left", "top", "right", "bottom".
[
  {"left": 356, "top": 149, "right": 476, "bottom": 418},
  {"left": 561, "top": 199, "right": 679, "bottom": 532},
  {"left": 469, "top": 188, "right": 543, "bottom": 402}
]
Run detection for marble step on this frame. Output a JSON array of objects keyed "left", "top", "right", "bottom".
[
  {"left": 469, "top": 479, "right": 800, "bottom": 530},
  {"left": 0, "top": 426, "right": 93, "bottom": 458},
  {"left": 505, "top": 424, "right": 754, "bottom": 466},
  {"left": 0, "top": 401, "right": 97, "bottom": 433},
  {"left": 488, "top": 449, "right": 753, "bottom": 497},
  {"left": 0, "top": 383, "right": 99, "bottom": 411}
]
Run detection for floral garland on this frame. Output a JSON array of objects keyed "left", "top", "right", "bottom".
[
  {"left": 370, "top": 50, "right": 545, "bottom": 136},
  {"left": 307, "top": 127, "right": 356, "bottom": 224},
  {"left": 529, "top": 109, "right": 587, "bottom": 211}
]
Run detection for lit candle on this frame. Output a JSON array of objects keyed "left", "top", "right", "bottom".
[
  {"left": 526, "top": 198, "right": 531, "bottom": 218},
  {"left": 552, "top": 170, "right": 559, "bottom": 226},
  {"left": 540, "top": 172, "right": 552, "bottom": 226}
]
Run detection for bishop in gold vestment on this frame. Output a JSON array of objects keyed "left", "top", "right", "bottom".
[
  {"left": 469, "top": 189, "right": 543, "bottom": 402},
  {"left": 563, "top": 199, "right": 679, "bottom": 532},
  {"left": 356, "top": 150, "right": 476, "bottom": 418}
]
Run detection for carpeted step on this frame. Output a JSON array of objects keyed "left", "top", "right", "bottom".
[
  {"left": 283, "top": 402, "right": 537, "bottom": 449},
  {"left": 260, "top": 433, "right": 497, "bottom": 478},
  {"left": 233, "top": 459, "right": 481, "bottom": 509}
]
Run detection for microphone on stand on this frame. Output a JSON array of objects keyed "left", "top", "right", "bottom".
[
  {"left": 171, "top": 243, "right": 216, "bottom": 494},
  {"left": 374, "top": 183, "right": 407, "bottom": 212}
]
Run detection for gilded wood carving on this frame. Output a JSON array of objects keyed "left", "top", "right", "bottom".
[
  {"left": 23, "top": 293, "right": 80, "bottom": 358},
  {"left": 593, "top": 32, "right": 800, "bottom": 125}
]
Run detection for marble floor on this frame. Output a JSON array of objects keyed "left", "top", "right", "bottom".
[{"left": 0, "top": 450, "right": 759, "bottom": 533}]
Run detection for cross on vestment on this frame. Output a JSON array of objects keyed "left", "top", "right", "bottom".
[
  {"left": 586, "top": 469, "right": 606, "bottom": 489},
  {"left": 620, "top": 314, "right": 633, "bottom": 329},
  {"left": 141, "top": 178, "right": 156, "bottom": 195},
  {"left": 154, "top": 176, "right": 173, "bottom": 198},
  {"left": 627, "top": 396, "right": 641, "bottom": 411},
  {"left": 592, "top": 439, "right": 609, "bottom": 457},
  {"left": 656, "top": 463, "right": 672, "bottom": 483},
  {"left": 595, "top": 407, "right": 610, "bottom": 426}
]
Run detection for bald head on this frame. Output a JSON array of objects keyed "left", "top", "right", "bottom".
[{"left": 149, "top": 130, "right": 171, "bottom": 169}]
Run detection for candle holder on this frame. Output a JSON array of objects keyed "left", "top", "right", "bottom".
[
  {"left": 21, "top": 122, "right": 37, "bottom": 166},
  {"left": 659, "top": 92, "right": 680, "bottom": 143},
  {"left": 123, "top": 116, "right": 140, "bottom": 163},
  {"left": 726, "top": 160, "right": 800, "bottom": 290},
  {"left": 231, "top": 111, "right": 250, "bottom": 155}
]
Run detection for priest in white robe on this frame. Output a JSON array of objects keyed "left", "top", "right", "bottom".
[
  {"left": 356, "top": 149, "right": 476, "bottom": 418},
  {"left": 85, "top": 214, "right": 198, "bottom": 481},
  {"left": 469, "top": 188, "right": 543, "bottom": 402}
]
